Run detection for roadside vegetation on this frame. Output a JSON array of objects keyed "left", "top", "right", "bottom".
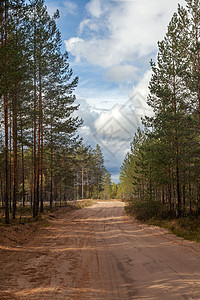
[
  {"left": 125, "top": 200, "right": 200, "bottom": 243},
  {"left": 121, "top": 0, "right": 200, "bottom": 242},
  {"left": 0, "top": 0, "right": 116, "bottom": 224},
  {"left": 147, "top": 217, "right": 200, "bottom": 244}
]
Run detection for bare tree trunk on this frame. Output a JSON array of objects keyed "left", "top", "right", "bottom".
[
  {"left": 4, "top": 92, "right": 9, "bottom": 223},
  {"left": 12, "top": 84, "right": 18, "bottom": 219},
  {"left": 76, "top": 169, "right": 79, "bottom": 200},
  {"left": 59, "top": 184, "right": 61, "bottom": 207},
  {"left": 50, "top": 117, "right": 53, "bottom": 209},
  {"left": 90, "top": 170, "right": 93, "bottom": 198},
  {"left": 33, "top": 75, "right": 37, "bottom": 216},
  {"left": 0, "top": 175, "right": 3, "bottom": 206},
  {"left": 20, "top": 111, "right": 25, "bottom": 207},
  {"left": 3, "top": 0, "right": 9, "bottom": 223},
  {"left": 168, "top": 167, "right": 172, "bottom": 212},
  {"left": 0, "top": 0, "right": 3, "bottom": 210},
  {"left": 33, "top": 13, "right": 37, "bottom": 218},
  {"left": 50, "top": 171, "right": 53, "bottom": 209},
  {"left": 39, "top": 50, "right": 43, "bottom": 213},
  {"left": 189, "top": 161, "right": 192, "bottom": 214},
  {"left": 194, "top": 15, "right": 200, "bottom": 122},
  {"left": 82, "top": 167, "right": 84, "bottom": 199},
  {"left": 9, "top": 108, "right": 12, "bottom": 213},
  {"left": 36, "top": 113, "right": 41, "bottom": 215},
  {"left": 172, "top": 56, "right": 181, "bottom": 218},
  {"left": 194, "top": 14, "right": 200, "bottom": 216}
]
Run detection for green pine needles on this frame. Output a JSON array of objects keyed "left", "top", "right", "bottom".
[{"left": 121, "top": 1, "right": 200, "bottom": 219}]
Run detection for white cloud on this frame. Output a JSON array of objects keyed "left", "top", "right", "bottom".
[
  {"left": 94, "top": 70, "right": 153, "bottom": 145},
  {"left": 67, "top": 0, "right": 186, "bottom": 181},
  {"left": 63, "top": 1, "right": 78, "bottom": 15},
  {"left": 78, "top": 125, "right": 92, "bottom": 137},
  {"left": 65, "top": 37, "right": 84, "bottom": 62},
  {"left": 106, "top": 65, "right": 138, "bottom": 82},
  {"left": 86, "top": 0, "right": 104, "bottom": 18},
  {"left": 94, "top": 105, "right": 135, "bottom": 141},
  {"left": 75, "top": 71, "right": 154, "bottom": 182},
  {"left": 79, "top": 19, "right": 93, "bottom": 35},
  {"left": 65, "top": 0, "right": 186, "bottom": 73},
  {"left": 65, "top": 38, "right": 119, "bottom": 68},
  {"left": 130, "top": 70, "right": 152, "bottom": 98},
  {"left": 46, "top": 1, "right": 77, "bottom": 17}
]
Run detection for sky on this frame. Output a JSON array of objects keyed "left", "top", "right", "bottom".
[{"left": 45, "top": 0, "right": 186, "bottom": 182}]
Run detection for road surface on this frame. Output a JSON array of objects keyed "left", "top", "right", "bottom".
[{"left": 1, "top": 201, "right": 200, "bottom": 299}]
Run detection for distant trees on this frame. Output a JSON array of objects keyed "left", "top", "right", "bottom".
[
  {"left": 74, "top": 144, "right": 111, "bottom": 200},
  {"left": 121, "top": 1, "right": 200, "bottom": 219}
]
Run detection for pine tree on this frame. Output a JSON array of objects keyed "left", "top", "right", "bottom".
[
  {"left": 145, "top": 7, "right": 192, "bottom": 217},
  {"left": 121, "top": 3, "right": 200, "bottom": 218},
  {"left": 92, "top": 145, "right": 105, "bottom": 199},
  {"left": 101, "top": 168, "right": 111, "bottom": 200},
  {"left": 0, "top": 0, "right": 9, "bottom": 223}
]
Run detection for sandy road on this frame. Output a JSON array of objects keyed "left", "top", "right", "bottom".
[{"left": 1, "top": 201, "right": 200, "bottom": 300}]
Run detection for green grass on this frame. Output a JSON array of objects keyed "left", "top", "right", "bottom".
[
  {"left": 146, "top": 217, "right": 200, "bottom": 243},
  {"left": 124, "top": 200, "right": 200, "bottom": 244}
]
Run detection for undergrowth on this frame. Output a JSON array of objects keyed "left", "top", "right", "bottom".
[
  {"left": 147, "top": 217, "right": 200, "bottom": 243},
  {"left": 125, "top": 199, "right": 200, "bottom": 244},
  {"left": 0, "top": 199, "right": 99, "bottom": 226}
]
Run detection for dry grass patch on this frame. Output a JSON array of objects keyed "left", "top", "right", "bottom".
[{"left": 147, "top": 217, "right": 200, "bottom": 243}]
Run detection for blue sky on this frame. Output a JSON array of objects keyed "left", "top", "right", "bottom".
[{"left": 45, "top": 0, "right": 186, "bottom": 182}]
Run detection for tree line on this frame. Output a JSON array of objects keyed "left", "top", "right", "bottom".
[
  {"left": 0, "top": 0, "right": 112, "bottom": 224},
  {"left": 120, "top": 0, "right": 200, "bottom": 219}
]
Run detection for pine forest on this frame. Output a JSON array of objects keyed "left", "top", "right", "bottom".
[
  {"left": 0, "top": 0, "right": 200, "bottom": 224},
  {"left": 120, "top": 0, "right": 200, "bottom": 220},
  {"left": 1, "top": 0, "right": 200, "bottom": 298},
  {"left": 0, "top": 0, "right": 112, "bottom": 224}
]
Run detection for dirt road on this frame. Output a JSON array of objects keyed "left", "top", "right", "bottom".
[{"left": 1, "top": 201, "right": 200, "bottom": 300}]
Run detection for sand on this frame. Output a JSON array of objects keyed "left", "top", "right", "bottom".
[{"left": 1, "top": 201, "right": 200, "bottom": 299}]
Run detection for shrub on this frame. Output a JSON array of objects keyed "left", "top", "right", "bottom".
[{"left": 125, "top": 198, "right": 161, "bottom": 220}]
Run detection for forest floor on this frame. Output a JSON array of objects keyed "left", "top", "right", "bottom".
[{"left": 1, "top": 200, "right": 200, "bottom": 299}]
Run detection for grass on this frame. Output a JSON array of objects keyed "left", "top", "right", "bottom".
[
  {"left": 124, "top": 200, "right": 200, "bottom": 244},
  {"left": 72, "top": 199, "right": 99, "bottom": 209},
  {"left": 74, "top": 198, "right": 120, "bottom": 208},
  {"left": 0, "top": 199, "right": 100, "bottom": 226},
  {"left": 0, "top": 204, "right": 64, "bottom": 227},
  {"left": 146, "top": 217, "right": 200, "bottom": 243}
]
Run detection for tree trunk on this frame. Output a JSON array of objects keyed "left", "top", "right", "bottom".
[
  {"left": 50, "top": 118, "right": 53, "bottom": 209},
  {"left": 36, "top": 113, "right": 41, "bottom": 215},
  {"left": 12, "top": 84, "right": 18, "bottom": 220},
  {"left": 9, "top": 108, "right": 12, "bottom": 213},
  {"left": 33, "top": 14, "right": 37, "bottom": 218},
  {"left": 59, "top": 184, "right": 61, "bottom": 207},
  {"left": 194, "top": 15, "right": 200, "bottom": 122},
  {"left": 20, "top": 111, "right": 25, "bottom": 207},
  {"left": 90, "top": 170, "right": 93, "bottom": 198},
  {"left": 3, "top": 0, "right": 9, "bottom": 223},
  {"left": 168, "top": 167, "right": 172, "bottom": 212},
  {"left": 189, "top": 162, "right": 192, "bottom": 215},
  {"left": 39, "top": 49, "right": 43, "bottom": 213},
  {"left": 4, "top": 93, "right": 9, "bottom": 223},
  {"left": 82, "top": 167, "right": 84, "bottom": 199},
  {"left": 172, "top": 54, "right": 181, "bottom": 218},
  {"left": 76, "top": 169, "right": 79, "bottom": 200},
  {"left": 50, "top": 171, "right": 53, "bottom": 209}
]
